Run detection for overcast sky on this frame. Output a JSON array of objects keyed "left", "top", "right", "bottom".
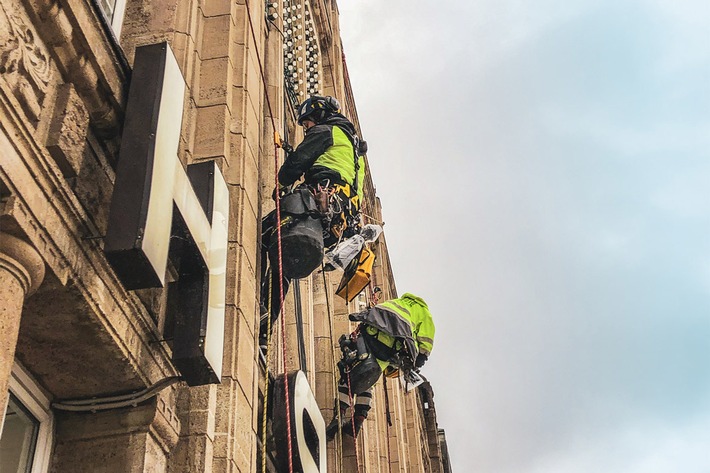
[{"left": 337, "top": 1, "right": 710, "bottom": 471}]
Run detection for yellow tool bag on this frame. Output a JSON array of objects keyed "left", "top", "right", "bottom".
[{"left": 336, "top": 246, "right": 376, "bottom": 302}]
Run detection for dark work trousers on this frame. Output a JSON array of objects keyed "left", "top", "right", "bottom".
[
  {"left": 259, "top": 209, "right": 290, "bottom": 342},
  {"left": 258, "top": 186, "right": 360, "bottom": 342},
  {"left": 337, "top": 382, "right": 374, "bottom": 418}
]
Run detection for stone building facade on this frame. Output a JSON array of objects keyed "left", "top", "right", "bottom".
[{"left": 0, "top": 0, "right": 451, "bottom": 471}]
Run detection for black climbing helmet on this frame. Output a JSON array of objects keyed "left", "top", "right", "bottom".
[{"left": 297, "top": 95, "right": 341, "bottom": 125}]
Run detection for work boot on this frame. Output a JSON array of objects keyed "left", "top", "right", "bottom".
[
  {"left": 341, "top": 415, "right": 365, "bottom": 438},
  {"left": 325, "top": 417, "right": 343, "bottom": 441},
  {"left": 326, "top": 409, "right": 348, "bottom": 441}
]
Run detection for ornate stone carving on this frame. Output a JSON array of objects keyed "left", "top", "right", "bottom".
[{"left": 0, "top": 1, "right": 52, "bottom": 123}]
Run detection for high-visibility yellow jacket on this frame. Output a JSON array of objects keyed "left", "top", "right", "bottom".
[
  {"left": 351, "top": 293, "right": 435, "bottom": 363},
  {"left": 278, "top": 114, "right": 365, "bottom": 201},
  {"left": 376, "top": 293, "right": 435, "bottom": 356}
]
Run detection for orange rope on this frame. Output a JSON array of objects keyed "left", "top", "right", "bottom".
[{"left": 274, "top": 145, "right": 294, "bottom": 472}]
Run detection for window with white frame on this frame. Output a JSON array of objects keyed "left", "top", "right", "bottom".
[
  {"left": 95, "top": 0, "right": 128, "bottom": 38},
  {"left": 0, "top": 364, "right": 53, "bottom": 473}
]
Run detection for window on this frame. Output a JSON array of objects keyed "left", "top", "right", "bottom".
[
  {"left": 95, "top": 0, "right": 127, "bottom": 38},
  {"left": 1, "top": 395, "right": 39, "bottom": 473},
  {"left": 0, "top": 364, "right": 53, "bottom": 473}
]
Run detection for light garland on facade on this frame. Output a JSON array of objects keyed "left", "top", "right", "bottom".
[{"left": 279, "top": 0, "right": 322, "bottom": 109}]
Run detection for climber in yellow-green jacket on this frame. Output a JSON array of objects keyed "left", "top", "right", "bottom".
[
  {"left": 278, "top": 95, "right": 366, "bottom": 212},
  {"left": 326, "top": 293, "right": 436, "bottom": 439},
  {"left": 260, "top": 95, "right": 367, "bottom": 348}
]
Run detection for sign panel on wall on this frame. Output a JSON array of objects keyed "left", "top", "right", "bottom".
[
  {"left": 272, "top": 371, "right": 327, "bottom": 472},
  {"left": 104, "top": 42, "right": 229, "bottom": 386}
]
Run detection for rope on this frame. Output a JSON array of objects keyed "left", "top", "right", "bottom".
[
  {"left": 242, "top": 1, "right": 293, "bottom": 470},
  {"left": 382, "top": 376, "right": 393, "bottom": 473},
  {"left": 345, "top": 369, "right": 362, "bottom": 473},
  {"left": 322, "top": 265, "right": 345, "bottom": 460},
  {"left": 260, "top": 271, "right": 273, "bottom": 473},
  {"left": 274, "top": 146, "right": 294, "bottom": 472}
]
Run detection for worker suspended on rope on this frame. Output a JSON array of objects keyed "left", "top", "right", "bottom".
[
  {"left": 260, "top": 95, "right": 367, "bottom": 346},
  {"left": 325, "top": 293, "right": 435, "bottom": 439}
]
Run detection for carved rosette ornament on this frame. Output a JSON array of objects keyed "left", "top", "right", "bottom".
[{"left": 0, "top": 1, "right": 52, "bottom": 123}]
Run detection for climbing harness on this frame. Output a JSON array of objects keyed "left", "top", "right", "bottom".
[{"left": 312, "top": 180, "right": 362, "bottom": 249}]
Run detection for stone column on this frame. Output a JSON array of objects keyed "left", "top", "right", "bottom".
[{"left": 0, "top": 233, "right": 45, "bottom": 423}]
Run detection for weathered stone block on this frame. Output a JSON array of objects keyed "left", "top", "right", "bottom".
[
  {"left": 237, "top": 197, "right": 259, "bottom": 271},
  {"left": 315, "top": 370, "right": 335, "bottom": 410},
  {"left": 232, "top": 4, "right": 247, "bottom": 46},
  {"left": 225, "top": 239, "right": 239, "bottom": 299},
  {"left": 170, "top": 32, "right": 196, "bottom": 86},
  {"left": 226, "top": 138, "right": 260, "bottom": 211},
  {"left": 235, "top": 315, "right": 255, "bottom": 391},
  {"left": 194, "top": 104, "right": 229, "bottom": 159},
  {"left": 232, "top": 387, "right": 254, "bottom": 471},
  {"left": 72, "top": 144, "right": 113, "bottom": 233},
  {"left": 228, "top": 86, "right": 247, "bottom": 137},
  {"left": 312, "top": 309, "right": 334, "bottom": 342},
  {"left": 225, "top": 242, "right": 259, "bottom": 324},
  {"left": 198, "top": 57, "right": 232, "bottom": 107},
  {"left": 188, "top": 384, "right": 217, "bottom": 412},
  {"left": 175, "top": 0, "right": 199, "bottom": 35},
  {"left": 198, "top": 14, "right": 232, "bottom": 60},
  {"left": 220, "top": 303, "right": 239, "bottom": 378},
  {"left": 200, "top": 0, "right": 232, "bottom": 18},
  {"left": 237, "top": 281, "right": 259, "bottom": 338},
  {"left": 313, "top": 337, "right": 336, "bottom": 373},
  {"left": 46, "top": 83, "right": 89, "bottom": 178},
  {"left": 224, "top": 183, "right": 244, "bottom": 241},
  {"left": 182, "top": 434, "right": 214, "bottom": 473},
  {"left": 188, "top": 408, "right": 215, "bottom": 438},
  {"left": 213, "top": 380, "right": 236, "bottom": 434},
  {"left": 211, "top": 455, "right": 233, "bottom": 473}
]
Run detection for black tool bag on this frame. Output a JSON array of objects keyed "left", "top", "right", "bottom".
[
  {"left": 268, "top": 188, "right": 324, "bottom": 279},
  {"left": 337, "top": 332, "right": 382, "bottom": 394}
]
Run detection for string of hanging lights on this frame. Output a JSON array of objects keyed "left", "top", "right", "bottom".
[{"left": 278, "top": 0, "right": 322, "bottom": 109}]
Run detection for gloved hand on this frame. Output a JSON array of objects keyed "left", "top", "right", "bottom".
[
  {"left": 271, "top": 186, "right": 287, "bottom": 201},
  {"left": 415, "top": 353, "right": 428, "bottom": 369},
  {"left": 276, "top": 138, "right": 293, "bottom": 154}
]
